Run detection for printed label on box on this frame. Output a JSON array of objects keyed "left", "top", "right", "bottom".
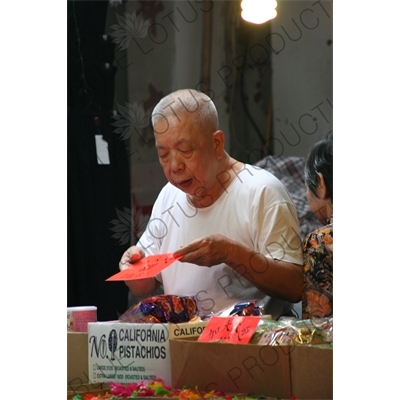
[
  {"left": 169, "top": 321, "right": 208, "bottom": 339},
  {"left": 88, "top": 322, "right": 171, "bottom": 385}
]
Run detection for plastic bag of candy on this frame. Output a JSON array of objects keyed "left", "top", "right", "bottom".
[
  {"left": 119, "top": 294, "right": 198, "bottom": 323},
  {"left": 250, "top": 319, "right": 298, "bottom": 346},
  {"left": 250, "top": 317, "right": 333, "bottom": 346},
  {"left": 228, "top": 300, "right": 263, "bottom": 316},
  {"left": 199, "top": 300, "right": 267, "bottom": 320},
  {"left": 293, "top": 317, "right": 333, "bottom": 344}
]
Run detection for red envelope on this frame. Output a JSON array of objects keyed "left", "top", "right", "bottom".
[
  {"left": 106, "top": 253, "right": 182, "bottom": 281},
  {"left": 198, "top": 316, "right": 261, "bottom": 344}
]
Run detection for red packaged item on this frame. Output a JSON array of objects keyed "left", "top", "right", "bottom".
[{"left": 119, "top": 294, "right": 198, "bottom": 323}]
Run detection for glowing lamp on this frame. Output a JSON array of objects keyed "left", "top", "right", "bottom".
[{"left": 241, "top": 0, "right": 277, "bottom": 24}]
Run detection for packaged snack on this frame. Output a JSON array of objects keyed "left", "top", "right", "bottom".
[
  {"left": 201, "top": 300, "right": 265, "bottom": 320},
  {"left": 250, "top": 317, "right": 333, "bottom": 346},
  {"left": 119, "top": 294, "right": 198, "bottom": 323},
  {"left": 228, "top": 300, "right": 262, "bottom": 316},
  {"left": 293, "top": 317, "right": 333, "bottom": 344},
  {"left": 250, "top": 319, "right": 297, "bottom": 346}
]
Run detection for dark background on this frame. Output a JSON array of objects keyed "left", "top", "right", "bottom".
[{"left": 67, "top": 0, "right": 130, "bottom": 320}]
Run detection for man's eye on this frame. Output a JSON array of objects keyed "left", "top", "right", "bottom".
[
  {"left": 159, "top": 153, "right": 168, "bottom": 159},
  {"left": 180, "top": 149, "right": 193, "bottom": 157}
]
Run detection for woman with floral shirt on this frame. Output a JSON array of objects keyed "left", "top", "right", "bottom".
[{"left": 302, "top": 134, "right": 333, "bottom": 319}]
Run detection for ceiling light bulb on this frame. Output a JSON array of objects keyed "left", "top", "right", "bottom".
[{"left": 241, "top": 0, "right": 277, "bottom": 24}]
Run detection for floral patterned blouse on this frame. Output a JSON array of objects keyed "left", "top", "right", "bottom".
[{"left": 302, "top": 216, "right": 333, "bottom": 319}]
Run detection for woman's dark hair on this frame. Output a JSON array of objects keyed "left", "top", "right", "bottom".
[{"left": 304, "top": 133, "right": 333, "bottom": 201}]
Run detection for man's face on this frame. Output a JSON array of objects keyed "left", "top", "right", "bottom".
[{"left": 154, "top": 116, "right": 220, "bottom": 204}]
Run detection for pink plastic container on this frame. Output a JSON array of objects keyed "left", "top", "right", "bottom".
[{"left": 67, "top": 306, "right": 97, "bottom": 332}]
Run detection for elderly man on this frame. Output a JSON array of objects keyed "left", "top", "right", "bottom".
[{"left": 119, "top": 89, "right": 303, "bottom": 319}]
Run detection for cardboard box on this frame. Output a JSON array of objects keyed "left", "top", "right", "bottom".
[
  {"left": 170, "top": 338, "right": 292, "bottom": 398},
  {"left": 67, "top": 332, "right": 89, "bottom": 385},
  {"left": 87, "top": 321, "right": 207, "bottom": 385},
  {"left": 170, "top": 338, "right": 333, "bottom": 399},
  {"left": 290, "top": 344, "right": 333, "bottom": 400}
]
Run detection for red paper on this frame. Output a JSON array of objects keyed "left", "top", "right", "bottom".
[
  {"left": 198, "top": 315, "right": 260, "bottom": 344},
  {"left": 106, "top": 253, "right": 182, "bottom": 281}
]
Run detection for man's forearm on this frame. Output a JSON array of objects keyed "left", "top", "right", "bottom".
[
  {"left": 125, "top": 277, "right": 160, "bottom": 298},
  {"left": 226, "top": 241, "right": 303, "bottom": 303}
]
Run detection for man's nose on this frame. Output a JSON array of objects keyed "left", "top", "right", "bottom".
[{"left": 169, "top": 152, "right": 185, "bottom": 172}]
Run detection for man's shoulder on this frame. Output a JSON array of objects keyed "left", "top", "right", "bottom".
[
  {"left": 236, "top": 164, "right": 282, "bottom": 185},
  {"left": 235, "top": 164, "right": 291, "bottom": 197}
]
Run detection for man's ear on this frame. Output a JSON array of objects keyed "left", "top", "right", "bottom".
[
  {"left": 213, "top": 130, "right": 225, "bottom": 159},
  {"left": 317, "top": 172, "right": 328, "bottom": 199}
]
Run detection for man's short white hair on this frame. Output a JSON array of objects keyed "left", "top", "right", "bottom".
[{"left": 151, "top": 89, "right": 219, "bottom": 135}]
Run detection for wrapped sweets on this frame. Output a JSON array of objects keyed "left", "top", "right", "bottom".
[
  {"left": 200, "top": 300, "right": 265, "bottom": 320},
  {"left": 228, "top": 300, "right": 263, "bottom": 316},
  {"left": 250, "top": 317, "right": 333, "bottom": 346},
  {"left": 250, "top": 319, "right": 298, "bottom": 346},
  {"left": 69, "top": 378, "right": 243, "bottom": 399},
  {"left": 119, "top": 294, "right": 198, "bottom": 323},
  {"left": 293, "top": 317, "right": 333, "bottom": 344}
]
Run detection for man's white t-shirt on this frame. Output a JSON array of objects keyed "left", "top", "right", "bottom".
[{"left": 137, "top": 164, "right": 303, "bottom": 319}]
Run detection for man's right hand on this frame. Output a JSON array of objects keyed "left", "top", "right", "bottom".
[
  {"left": 118, "top": 246, "right": 160, "bottom": 298},
  {"left": 119, "top": 246, "right": 145, "bottom": 271}
]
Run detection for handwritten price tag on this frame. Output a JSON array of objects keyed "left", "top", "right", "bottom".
[
  {"left": 106, "top": 253, "right": 182, "bottom": 281},
  {"left": 198, "top": 316, "right": 260, "bottom": 344}
]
